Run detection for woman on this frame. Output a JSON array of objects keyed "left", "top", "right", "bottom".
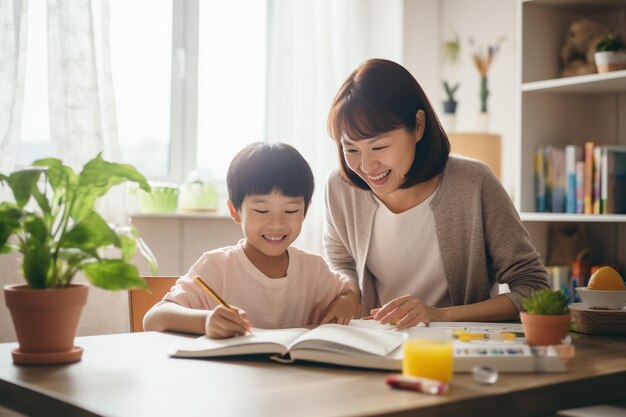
[{"left": 324, "top": 58, "right": 548, "bottom": 329}]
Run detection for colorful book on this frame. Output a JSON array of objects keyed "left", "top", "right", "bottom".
[
  {"left": 535, "top": 146, "right": 546, "bottom": 212},
  {"left": 593, "top": 146, "right": 602, "bottom": 214},
  {"left": 565, "top": 145, "right": 582, "bottom": 214},
  {"left": 550, "top": 146, "right": 565, "bottom": 213},
  {"left": 575, "top": 161, "right": 584, "bottom": 214},
  {"left": 583, "top": 141, "right": 594, "bottom": 214},
  {"left": 601, "top": 146, "right": 626, "bottom": 214}
]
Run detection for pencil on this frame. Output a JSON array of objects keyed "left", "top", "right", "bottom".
[
  {"left": 194, "top": 276, "right": 232, "bottom": 310},
  {"left": 194, "top": 276, "right": 252, "bottom": 335}
]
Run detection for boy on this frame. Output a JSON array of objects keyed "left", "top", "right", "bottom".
[{"left": 143, "top": 142, "right": 360, "bottom": 338}]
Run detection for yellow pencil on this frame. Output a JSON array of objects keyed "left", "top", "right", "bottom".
[
  {"left": 194, "top": 276, "right": 252, "bottom": 335},
  {"left": 194, "top": 276, "right": 232, "bottom": 310}
]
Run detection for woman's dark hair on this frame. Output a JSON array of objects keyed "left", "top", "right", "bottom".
[
  {"left": 327, "top": 58, "right": 450, "bottom": 190},
  {"left": 227, "top": 142, "right": 314, "bottom": 214}
]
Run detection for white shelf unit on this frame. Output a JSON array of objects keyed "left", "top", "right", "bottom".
[{"left": 518, "top": 0, "right": 626, "bottom": 269}]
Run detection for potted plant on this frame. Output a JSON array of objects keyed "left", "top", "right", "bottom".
[
  {"left": 520, "top": 289, "right": 571, "bottom": 346},
  {"left": 0, "top": 154, "right": 158, "bottom": 365},
  {"left": 442, "top": 80, "right": 459, "bottom": 114},
  {"left": 594, "top": 33, "right": 626, "bottom": 73}
]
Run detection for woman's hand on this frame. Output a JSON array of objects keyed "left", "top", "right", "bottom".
[
  {"left": 205, "top": 305, "right": 252, "bottom": 339},
  {"left": 371, "top": 295, "right": 441, "bottom": 329}
]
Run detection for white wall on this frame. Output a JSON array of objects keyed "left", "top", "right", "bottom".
[{"left": 439, "top": 0, "right": 518, "bottom": 196}]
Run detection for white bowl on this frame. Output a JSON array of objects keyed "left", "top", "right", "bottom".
[{"left": 575, "top": 287, "right": 626, "bottom": 310}]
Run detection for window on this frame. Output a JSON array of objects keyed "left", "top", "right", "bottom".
[
  {"left": 196, "top": 0, "right": 267, "bottom": 181},
  {"left": 17, "top": 1, "right": 267, "bottom": 184},
  {"left": 110, "top": 0, "right": 173, "bottom": 179}
]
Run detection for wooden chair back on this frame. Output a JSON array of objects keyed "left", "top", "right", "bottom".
[{"left": 129, "top": 276, "right": 178, "bottom": 332}]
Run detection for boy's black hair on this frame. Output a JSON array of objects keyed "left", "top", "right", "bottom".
[{"left": 227, "top": 142, "right": 314, "bottom": 215}]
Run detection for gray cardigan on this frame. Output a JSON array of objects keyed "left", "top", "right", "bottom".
[{"left": 323, "top": 155, "right": 549, "bottom": 317}]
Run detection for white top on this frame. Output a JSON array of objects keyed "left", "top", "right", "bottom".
[
  {"left": 367, "top": 190, "right": 451, "bottom": 308},
  {"left": 163, "top": 240, "right": 350, "bottom": 329}
]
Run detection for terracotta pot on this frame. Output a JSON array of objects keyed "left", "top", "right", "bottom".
[
  {"left": 520, "top": 312, "right": 571, "bottom": 346},
  {"left": 4, "top": 284, "right": 89, "bottom": 365}
]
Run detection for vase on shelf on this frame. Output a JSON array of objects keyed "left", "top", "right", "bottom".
[
  {"left": 441, "top": 102, "right": 457, "bottom": 132},
  {"left": 475, "top": 112, "right": 490, "bottom": 132}
]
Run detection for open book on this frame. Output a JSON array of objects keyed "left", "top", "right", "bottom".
[
  {"left": 171, "top": 322, "right": 568, "bottom": 373},
  {"left": 172, "top": 324, "right": 402, "bottom": 371}
]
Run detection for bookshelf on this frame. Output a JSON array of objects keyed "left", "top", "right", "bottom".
[{"left": 517, "top": 0, "right": 626, "bottom": 271}]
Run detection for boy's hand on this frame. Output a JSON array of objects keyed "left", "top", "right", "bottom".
[
  {"left": 320, "top": 292, "right": 359, "bottom": 325},
  {"left": 205, "top": 305, "right": 252, "bottom": 339}
]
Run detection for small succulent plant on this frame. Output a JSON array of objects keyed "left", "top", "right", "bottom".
[
  {"left": 522, "top": 289, "right": 569, "bottom": 315},
  {"left": 596, "top": 33, "right": 626, "bottom": 52},
  {"left": 443, "top": 81, "right": 459, "bottom": 103}
]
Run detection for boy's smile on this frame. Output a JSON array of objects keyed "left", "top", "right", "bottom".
[{"left": 228, "top": 190, "right": 306, "bottom": 277}]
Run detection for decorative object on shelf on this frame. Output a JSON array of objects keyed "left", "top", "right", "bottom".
[
  {"left": 0, "top": 154, "right": 158, "bottom": 365},
  {"left": 575, "top": 266, "right": 626, "bottom": 310},
  {"left": 178, "top": 170, "right": 219, "bottom": 211},
  {"left": 559, "top": 18, "right": 610, "bottom": 77},
  {"left": 136, "top": 182, "right": 179, "bottom": 213},
  {"left": 447, "top": 132, "right": 501, "bottom": 180},
  {"left": 520, "top": 289, "right": 571, "bottom": 346},
  {"left": 594, "top": 33, "right": 626, "bottom": 73},
  {"left": 442, "top": 81, "right": 459, "bottom": 115},
  {"left": 470, "top": 35, "right": 505, "bottom": 115},
  {"left": 443, "top": 34, "right": 461, "bottom": 65},
  {"left": 441, "top": 34, "right": 461, "bottom": 132}
]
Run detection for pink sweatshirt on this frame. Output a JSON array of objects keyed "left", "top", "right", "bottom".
[{"left": 163, "top": 240, "right": 350, "bottom": 329}]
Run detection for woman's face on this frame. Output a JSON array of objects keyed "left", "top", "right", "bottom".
[
  {"left": 341, "top": 128, "right": 417, "bottom": 195},
  {"left": 341, "top": 125, "right": 422, "bottom": 196}
]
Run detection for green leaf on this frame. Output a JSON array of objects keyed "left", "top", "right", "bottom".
[
  {"left": 32, "top": 158, "right": 77, "bottom": 194},
  {"left": 5, "top": 168, "right": 45, "bottom": 207},
  {"left": 136, "top": 236, "right": 158, "bottom": 273},
  {"left": 0, "top": 202, "right": 22, "bottom": 249},
  {"left": 72, "top": 154, "right": 150, "bottom": 220},
  {"left": 23, "top": 214, "right": 49, "bottom": 244},
  {"left": 118, "top": 234, "right": 137, "bottom": 262},
  {"left": 82, "top": 259, "right": 147, "bottom": 290},
  {"left": 21, "top": 242, "right": 51, "bottom": 289},
  {"left": 59, "top": 211, "right": 121, "bottom": 250},
  {"left": 31, "top": 186, "right": 52, "bottom": 218},
  {"left": 57, "top": 247, "right": 98, "bottom": 267}
]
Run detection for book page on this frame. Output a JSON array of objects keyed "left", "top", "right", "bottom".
[
  {"left": 289, "top": 324, "right": 402, "bottom": 357},
  {"left": 173, "top": 328, "right": 308, "bottom": 358}
]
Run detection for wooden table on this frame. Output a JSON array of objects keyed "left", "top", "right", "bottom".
[{"left": 1, "top": 331, "right": 625, "bottom": 417}]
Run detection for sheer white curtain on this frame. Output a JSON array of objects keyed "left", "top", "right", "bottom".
[
  {"left": 47, "top": 0, "right": 127, "bottom": 224},
  {"left": 47, "top": 0, "right": 120, "bottom": 169},
  {"left": 0, "top": 0, "right": 28, "bottom": 175},
  {"left": 265, "top": 0, "right": 403, "bottom": 254}
]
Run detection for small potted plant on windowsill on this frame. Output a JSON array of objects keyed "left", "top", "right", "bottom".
[
  {"left": 442, "top": 80, "right": 459, "bottom": 115},
  {"left": 594, "top": 33, "right": 626, "bottom": 73},
  {"left": 1, "top": 154, "right": 158, "bottom": 365},
  {"left": 520, "top": 289, "right": 571, "bottom": 346}
]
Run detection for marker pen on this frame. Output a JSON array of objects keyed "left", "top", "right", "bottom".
[{"left": 385, "top": 374, "right": 449, "bottom": 395}]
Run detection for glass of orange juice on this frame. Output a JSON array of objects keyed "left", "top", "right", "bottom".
[{"left": 402, "top": 331, "right": 453, "bottom": 383}]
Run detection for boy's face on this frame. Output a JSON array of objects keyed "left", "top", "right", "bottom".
[{"left": 228, "top": 190, "right": 306, "bottom": 258}]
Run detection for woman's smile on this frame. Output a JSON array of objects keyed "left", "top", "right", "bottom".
[{"left": 367, "top": 169, "right": 391, "bottom": 185}]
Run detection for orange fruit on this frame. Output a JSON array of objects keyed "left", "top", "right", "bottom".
[{"left": 587, "top": 266, "right": 626, "bottom": 291}]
